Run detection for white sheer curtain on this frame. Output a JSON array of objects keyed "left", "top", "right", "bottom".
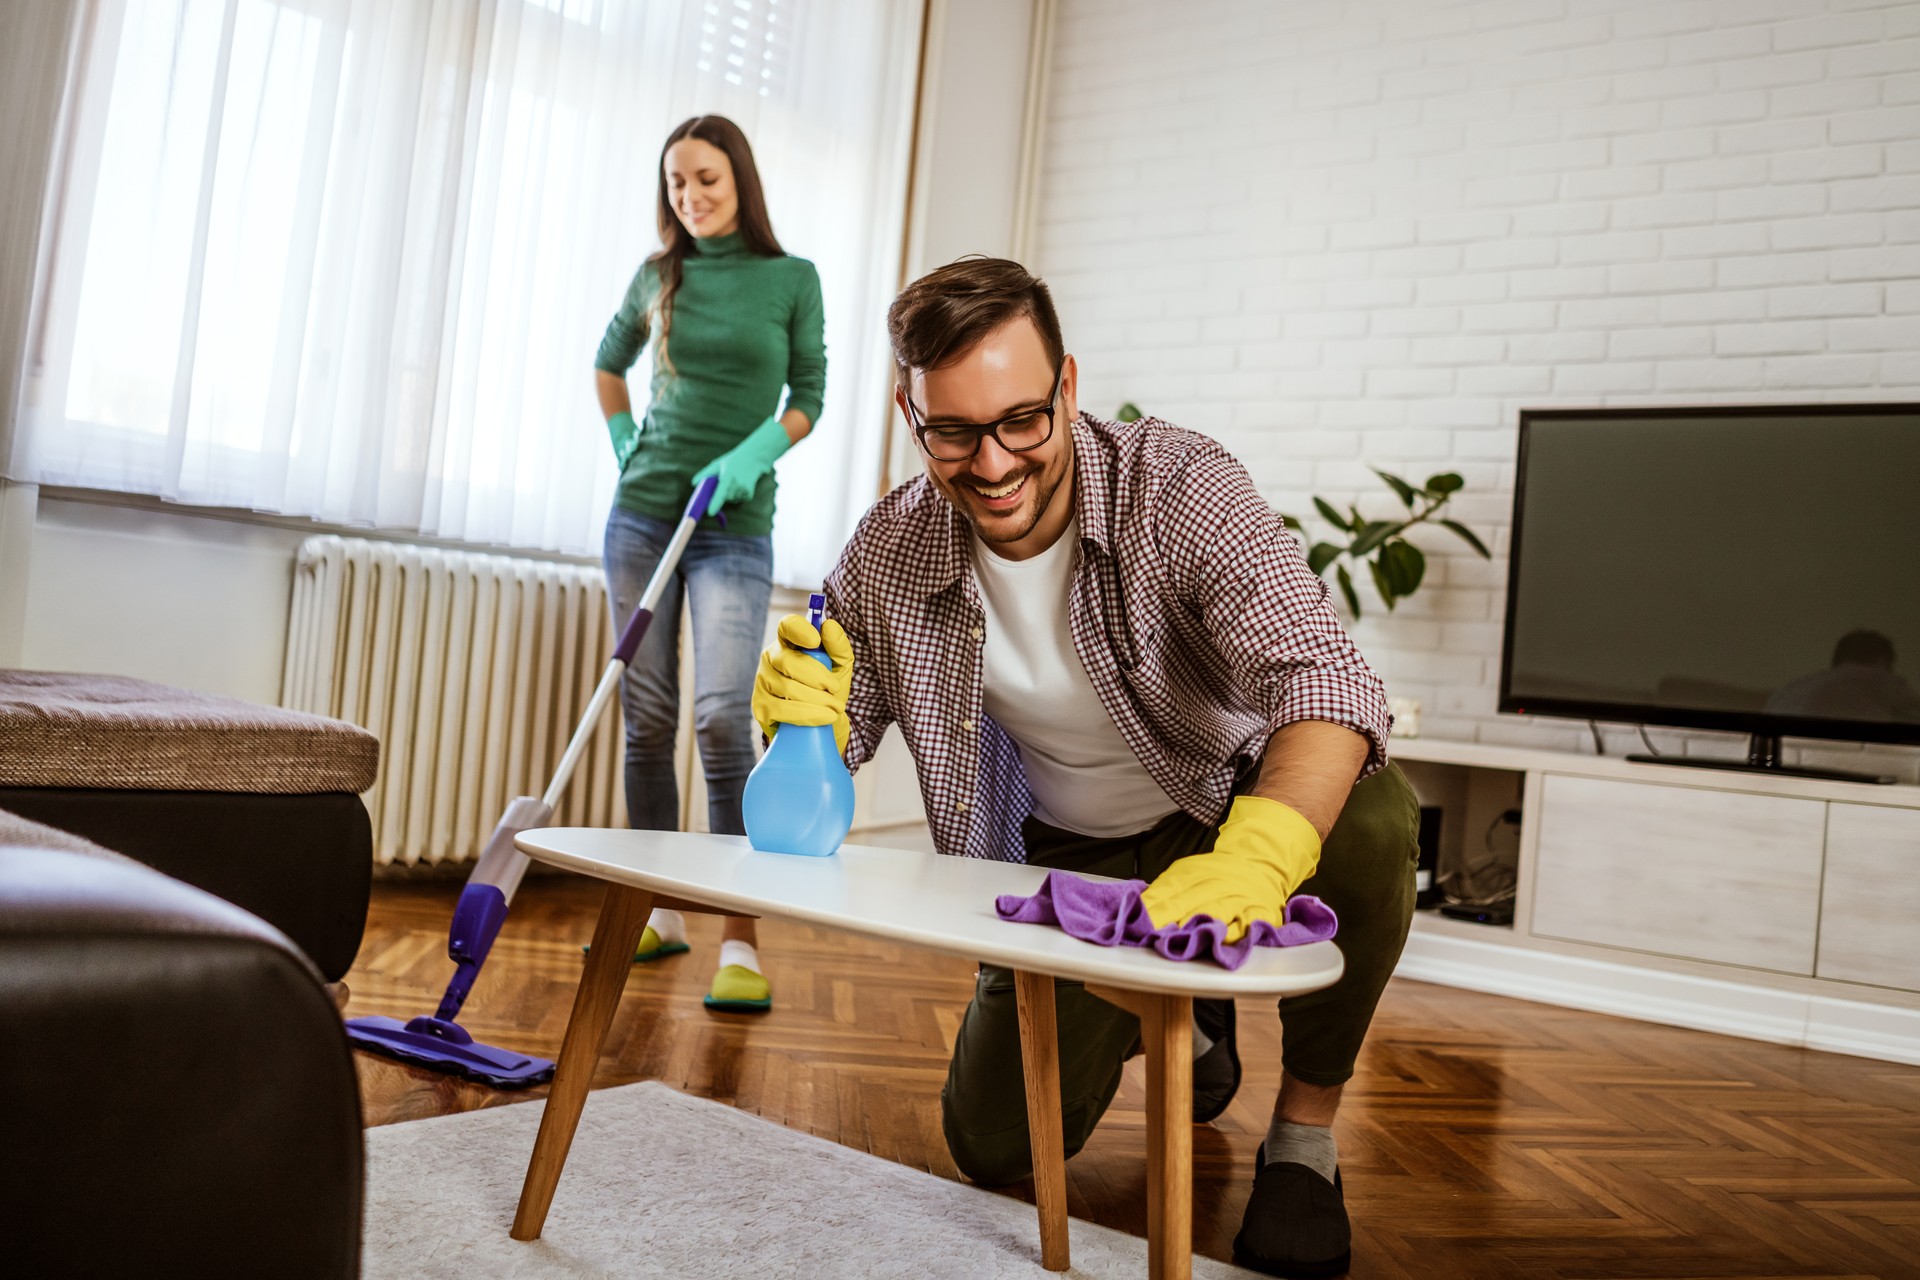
[{"left": 13, "top": 0, "right": 919, "bottom": 584}]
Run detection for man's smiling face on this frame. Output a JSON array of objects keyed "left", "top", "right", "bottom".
[{"left": 900, "top": 316, "right": 1079, "bottom": 561}]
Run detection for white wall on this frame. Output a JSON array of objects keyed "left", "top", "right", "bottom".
[
  {"left": 850, "top": 0, "right": 1048, "bottom": 830},
  {"left": 21, "top": 496, "right": 309, "bottom": 704},
  {"left": 910, "top": 0, "right": 1042, "bottom": 271},
  {"left": 1035, "top": 0, "right": 1920, "bottom": 780},
  {"left": 0, "top": 1, "right": 77, "bottom": 467},
  {"left": 887, "top": 0, "right": 1047, "bottom": 495},
  {"left": 0, "top": 3, "right": 81, "bottom": 665}
]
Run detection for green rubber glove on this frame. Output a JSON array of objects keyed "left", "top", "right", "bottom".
[
  {"left": 607, "top": 410, "right": 641, "bottom": 471},
  {"left": 691, "top": 414, "right": 794, "bottom": 511},
  {"left": 1139, "top": 796, "right": 1322, "bottom": 943}
]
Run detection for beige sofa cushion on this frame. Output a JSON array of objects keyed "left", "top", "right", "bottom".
[{"left": 0, "top": 670, "right": 379, "bottom": 795}]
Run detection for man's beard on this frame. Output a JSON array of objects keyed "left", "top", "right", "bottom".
[{"left": 943, "top": 449, "right": 1068, "bottom": 545}]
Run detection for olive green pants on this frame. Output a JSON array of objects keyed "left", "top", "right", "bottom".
[{"left": 940, "top": 765, "right": 1419, "bottom": 1187}]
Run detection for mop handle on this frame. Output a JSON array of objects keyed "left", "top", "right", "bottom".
[{"left": 541, "top": 476, "right": 720, "bottom": 809}]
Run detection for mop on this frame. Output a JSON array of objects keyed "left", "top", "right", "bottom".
[{"left": 344, "top": 476, "right": 720, "bottom": 1087}]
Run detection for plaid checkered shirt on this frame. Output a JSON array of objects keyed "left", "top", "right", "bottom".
[{"left": 826, "top": 412, "right": 1391, "bottom": 863}]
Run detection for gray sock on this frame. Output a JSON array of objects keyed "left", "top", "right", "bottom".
[
  {"left": 1192, "top": 1018, "right": 1214, "bottom": 1059},
  {"left": 1264, "top": 1120, "right": 1337, "bottom": 1183}
]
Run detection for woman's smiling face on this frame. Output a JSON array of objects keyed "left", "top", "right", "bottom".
[{"left": 664, "top": 137, "right": 739, "bottom": 238}]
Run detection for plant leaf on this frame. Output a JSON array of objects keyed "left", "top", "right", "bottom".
[
  {"left": 1440, "top": 518, "right": 1492, "bottom": 558},
  {"left": 1116, "top": 402, "right": 1143, "bottom": 423},
  {"left": 1368, "top": 557, "right": 1398, "bottom": 611},
  {"left": 1313, "top": 497, "right": 1350, "bottom": 531},
  {"left": 1335, "top": 563, "right": 1362, "bottom": 618},
  {"left": 1281, "top": 513, "right": 1305, "bottom": 532},
  {"left": 1349, "top": 520, "right": 1403, "bottom": 557},
  {"left": 1423, "top": 472, "right": 1464, "bottom": 496},
  {"left": 1308, "top": 541, "right": 1343, "bottom": 577},
  {"left": 1374, "top": 469, "right": 1418, "bottom": 508},
  {"left": 1380, "top": 538, "right": 1426, "bottom": 596}
]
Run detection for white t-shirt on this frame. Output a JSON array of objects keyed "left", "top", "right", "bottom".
[{"left": 971, "top": 519, "right": 1180, "bottom": 838}]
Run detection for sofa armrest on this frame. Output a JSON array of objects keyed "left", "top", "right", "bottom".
[{"left": 0, "top": 833, "right": 364, "bottom": 1277}]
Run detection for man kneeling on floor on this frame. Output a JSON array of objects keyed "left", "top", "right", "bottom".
[{"left": 752, "top": 257, "right": 1418, "bottom": 1279}]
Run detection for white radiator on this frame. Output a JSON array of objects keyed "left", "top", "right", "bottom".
[{"left": 283, "top": 536, "right": 627, "bottom": 867}]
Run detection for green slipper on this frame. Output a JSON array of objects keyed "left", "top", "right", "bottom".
[
  {"left": 702, "top": 963, "right": 772, "bottom": 1013},
  {"left": 580, "top": 925, "right": 690, "bottom": 963}
]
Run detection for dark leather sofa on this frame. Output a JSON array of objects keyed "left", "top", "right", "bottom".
[{"left": 0, "top": 810, "right": 365, "bottom": 1277}]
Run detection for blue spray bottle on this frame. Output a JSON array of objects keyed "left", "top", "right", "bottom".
[{"left": 742, "top": 593, "right": 856, "bottom": 857}]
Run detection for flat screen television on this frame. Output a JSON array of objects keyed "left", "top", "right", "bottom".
[{"left": 1500, "top": 403, "right": 1920, "bottom": 784}]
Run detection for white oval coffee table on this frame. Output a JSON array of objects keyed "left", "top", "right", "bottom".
[{"left": 509, "top": 828, "right": 1346, "bottom": 1279}]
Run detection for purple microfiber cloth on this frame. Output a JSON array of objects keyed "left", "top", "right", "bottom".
[{"left": 994, "top": 870, "right": 1338, "bottom": 971}]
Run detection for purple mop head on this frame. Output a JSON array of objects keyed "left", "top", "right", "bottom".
[
  {"left": 346, "top": 1014, "right": 554, "bottom": 1088},
  {"left": 344, "top": 859, "right": 555, "bottom": 1087}
]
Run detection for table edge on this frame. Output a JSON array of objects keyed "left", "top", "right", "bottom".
[{"left": 519, "top": 843, "right": 1346, "bottom": 998}]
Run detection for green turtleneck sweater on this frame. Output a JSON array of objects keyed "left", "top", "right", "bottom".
[{"left": 595, "top": 232, "right": 826, "bottom": 535}]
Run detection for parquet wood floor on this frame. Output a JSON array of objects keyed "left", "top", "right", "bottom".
[{"left": 349, "top": 875, "right": 1920, "bottom": 1278}]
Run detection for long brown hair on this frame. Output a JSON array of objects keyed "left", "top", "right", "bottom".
[{"left": 648, "top": 115, "right": 784, "bottom": 374}]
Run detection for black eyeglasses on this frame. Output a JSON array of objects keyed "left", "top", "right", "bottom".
[{"left": 903, "top": 363, "right": 1063, "bottom": 462}]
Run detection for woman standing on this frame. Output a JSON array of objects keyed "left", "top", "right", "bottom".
[{"left": 593, "top": 115, "right": 825, "bottom": 1013}]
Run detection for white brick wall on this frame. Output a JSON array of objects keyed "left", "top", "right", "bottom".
[{"left": 1034, "top": 0, "right": 1920, "bottom": 778}]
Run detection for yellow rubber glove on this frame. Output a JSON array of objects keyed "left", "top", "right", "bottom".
[
  {"left": 751, "top": 614, "right": 854, "bottom": 756},
  {"left": 1139, "top": 796, "right": 1322, "bottom": 943}
]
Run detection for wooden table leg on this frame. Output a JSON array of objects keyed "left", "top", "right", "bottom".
[
  {"left": 1142, "top": 993, "right": 1193, "bottom": 1280},
  {"left": 1086, "top": 984, "right": 1192, "bottom": 1280},
  {"left": 1013, "top": 970, "right": 1070, "bottom": 1272},
  {"left": 511, "top": 883, "right": 654, "bottom": 1241}
]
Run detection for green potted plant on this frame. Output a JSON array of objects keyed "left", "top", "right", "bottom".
[{"left": 1281, "top": 469, "right": 1490, "bottom": 618}]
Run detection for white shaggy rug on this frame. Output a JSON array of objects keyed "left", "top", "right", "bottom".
[{"left": 363, "top": 1081, "right": 1256, "bottom": 1279}]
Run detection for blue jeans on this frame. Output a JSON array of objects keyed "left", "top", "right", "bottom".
[{"left": 602, "top": 506, "right": 773, "bottom": 836}]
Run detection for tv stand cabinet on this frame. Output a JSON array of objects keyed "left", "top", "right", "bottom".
[{"left": 1388, "top": 738, "right": 1920, "bottom": 1066}]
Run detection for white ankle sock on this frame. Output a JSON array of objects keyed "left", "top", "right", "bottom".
[
  {"left": 647, "top": 908, "right": 687, "bottom": 945},
  {"left": 718, "top": 939, "right": 761, "bottom": 974},
  {"left": 1264, "top": 1120, "right": 1338, "bottom": 1183}
]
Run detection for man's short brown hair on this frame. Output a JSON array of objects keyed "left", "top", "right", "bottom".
[{"left": 887, "top": 257, "right": 1065, "bottom": 389}]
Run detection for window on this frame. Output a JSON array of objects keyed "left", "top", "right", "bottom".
[{"left": 16, "top": 0, "right": 919, "bottom": 584}]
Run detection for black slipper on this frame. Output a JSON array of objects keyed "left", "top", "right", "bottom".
[
  {"left": 1231, "top": 1145, "right": 1351, "bottom": 1278},
  {"left": 1191, "top": 997, "right": 1240, "bottom": 1122}
]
